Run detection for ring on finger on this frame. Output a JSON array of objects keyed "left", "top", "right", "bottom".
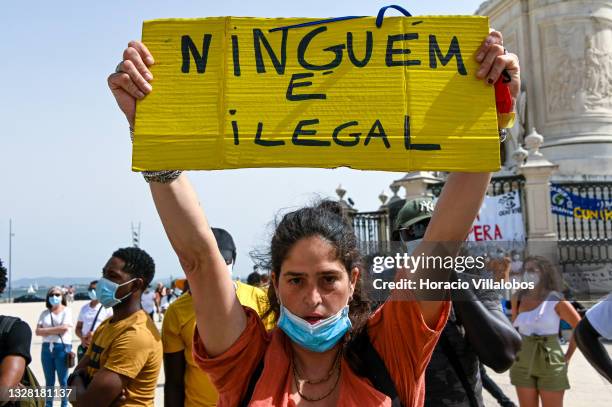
[{"left": 115, "top": 61, "right": 125, "bottom": 74}]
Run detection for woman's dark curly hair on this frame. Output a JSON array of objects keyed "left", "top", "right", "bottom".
[{"left": 257, "top": 200, "right": 371, "bottom": 340}]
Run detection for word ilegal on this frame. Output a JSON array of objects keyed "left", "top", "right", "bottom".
[{"left": 230, "top": 115, "right": 441, "bottom": 151}]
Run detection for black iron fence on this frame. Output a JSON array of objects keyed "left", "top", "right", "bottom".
[
  {"left": 350, "top": 211, "right": 390, "bottom": 255},
  {"left": 428, "top": 175, "right": 525, "bottom": 198},
  {"left": 347, "top": 176, "right": 612, "bottom": 296},
  {"left": 553, "top": 182, "right": 612, "bottom": 265},
  {"left": 349, "top": 175, "right": 526, "bottom": 249}
]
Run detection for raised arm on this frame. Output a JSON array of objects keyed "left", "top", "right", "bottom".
[
  {"left": 108, "top": 41, "right": 246, "bottom": 357},
  {"left": 149, "top": 178, "right": 247, "bottom": 355},
  {"left": 425, "top": 27, "right": 521, "bottom": 245},
  {"left": 404, "top": 30, "right": 521, "bottom": 327},
  {"left": 408, "top": 172, "right": 492, "bottom": 328}
]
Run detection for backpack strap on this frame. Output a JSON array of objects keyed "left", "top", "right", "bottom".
[
  {"left": 49, "top": 312, "right": 67, "bottom": 347},
  {"left": 89, "top": 306, "right": 103, "bottom": 334},
  {"left": 439, "top": 331, "right": 479, "bottom": 407},
  {"left": 238, "top": 356, "right": 264, "bottom": 407},
  {"left": 347, "top": 329, "right": 403, "bottom": 407}
]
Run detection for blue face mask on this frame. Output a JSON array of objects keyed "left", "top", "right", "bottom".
[
  {"left": 49, "top": 295, "right": 61, "bottom": 306},
  {"left": 96, "top": 277, "right": 137, "bottom": 308},
  {"left": 278, "top": 303, "right": 352, "bottom": 353},
  {"left": 88, "top": 289, "right": 97, "bottom": 301}
]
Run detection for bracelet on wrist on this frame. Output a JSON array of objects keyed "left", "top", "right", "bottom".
[{"left": 142, "top": 170, "right": 183, "bottom": 184}]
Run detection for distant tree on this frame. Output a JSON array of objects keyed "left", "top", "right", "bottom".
[{"left": 0, "top": 259, "right": 7, "bottom": 295}]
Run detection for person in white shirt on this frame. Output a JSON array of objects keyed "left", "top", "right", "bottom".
[
  {"left": 35, "top": 286, "right": 74, "bottom": 407},
  {"left": 510, "top": 256, "right": 582, "bottom": 407},
  {"left": 574, "top": 292, "right": 612, "bottom": 383},
  {"left": 141, "top": 285, "right": 157, "bottom": 319},
  {"left": 75, "top": 280, "right": 112, "bottom": 361}
]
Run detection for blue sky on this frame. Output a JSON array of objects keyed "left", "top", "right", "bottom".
[{"left": 0, "top": 0, "right": 485, "bottom": 283}]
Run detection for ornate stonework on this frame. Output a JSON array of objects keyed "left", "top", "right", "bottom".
[
  {"left": 478, "top": 0, "right": 612, "bottom": 177},
  {"left": 543, "top": 19, "right": 612, "bottom": 117}
]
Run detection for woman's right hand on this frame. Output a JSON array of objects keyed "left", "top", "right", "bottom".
[{"left": 107, "top": 41, "right": 155, "bottom": 128}]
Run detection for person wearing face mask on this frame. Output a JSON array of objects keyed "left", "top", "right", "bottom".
[
  {"left": 162, "top": 227, "right": 273, "bottom": 407},
  {"left": 35, "top": 287, "right": 73, "bottom": 407},
  {"left": 108, "top": 29, "right": 520, "bottom": 406},
  {"left": 141, "top": 284, "right": 157, "bottom": 320},
  {"left": 67, "top": 247, "right": 162, "bottom": 407},
  {"left": 391, "top": 198, "right": 521, "bottom": 407},
  {"left": 509, "top": 256, "right": 582, "bottom": 407},
  {"left": 75, "top": 281, "right": 113, "bottom": 362},
  {"left": 510, "top": 251, "right": 523, "bottom": 274}
]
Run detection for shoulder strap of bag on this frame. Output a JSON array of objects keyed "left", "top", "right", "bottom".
[
  {"left": 238, "top": 356, "right": 265, "bottom": 407},
  {"left": 89, "top": 306, "right": 103, "bottom": 333},
  {"left": 347, "top": 328, "right": 402, "bottom": 406},
  {"left": 439, "top": 331, "right": 479, "bottom": 407},
  {"left": 16, "top": 365, "right": 45, "bottom": 407},
  {"left": 49, "top": 311, "right": 67, "bottom": 347}
]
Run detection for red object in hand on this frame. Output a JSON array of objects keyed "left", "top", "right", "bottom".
[{"left": 495, "top": 74, "right": 513, "bottom": 114}]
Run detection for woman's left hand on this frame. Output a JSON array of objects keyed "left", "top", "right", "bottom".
[{"left": 475, "top": 30, "right": 521, "bottom": 109}]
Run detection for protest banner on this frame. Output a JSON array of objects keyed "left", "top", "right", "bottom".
[
  {"left": 467, "top": 191, "right": 525, "bottom": 242},
  {"left": 133, "top": 15, "right": 500, "bottom": 172},
  {"left": 551, "top": 185, "right": 612, "bottom": 220}
]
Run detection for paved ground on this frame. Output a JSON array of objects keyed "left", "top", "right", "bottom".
[
  {"left": 2, "top": 300, "right": 610, "bottom": 406},
  {"left": 1, "top": 301, "right": 164, "bottom": 406}
]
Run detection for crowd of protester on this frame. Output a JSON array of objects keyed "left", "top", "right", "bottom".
[
  {"left": 1, "top": 227, "right": 611, "bottom": 407},
  {"left": 2, "top": 29, "right": 612, "bottom": 407},
  {"left": 2, "top": 217, "right": 612, "bottom": 407}
]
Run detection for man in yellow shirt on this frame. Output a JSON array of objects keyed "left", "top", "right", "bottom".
[
  {"left": 162, "top": 228, "right": 273, "bottom": 407},
  {"left": 69, "top": 247, "right": 163, "bottom": 407}
]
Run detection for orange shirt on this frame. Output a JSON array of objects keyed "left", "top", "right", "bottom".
[{"left": 193, "top": 300, "right": 450, "bottom": 407}]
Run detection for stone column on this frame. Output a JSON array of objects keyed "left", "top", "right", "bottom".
[
  {"left": 377, "top": 191, "right": 390, "bottom": 244},
  {"left": 518, "top": 128, "right": 559, "bottom": 260},
  {"left": 391, "top": 171, "right": 442, "bottom": 200},
  {"left": 477, "top": 0, "right": 612, "bottom": 178},
  {"left": 335, "top": 184, "right": 357, "bottom": 217}
]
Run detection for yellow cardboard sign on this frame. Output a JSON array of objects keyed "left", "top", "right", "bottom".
[{"left": 134, "top": 15, "right": 499, "bottom": 172}]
